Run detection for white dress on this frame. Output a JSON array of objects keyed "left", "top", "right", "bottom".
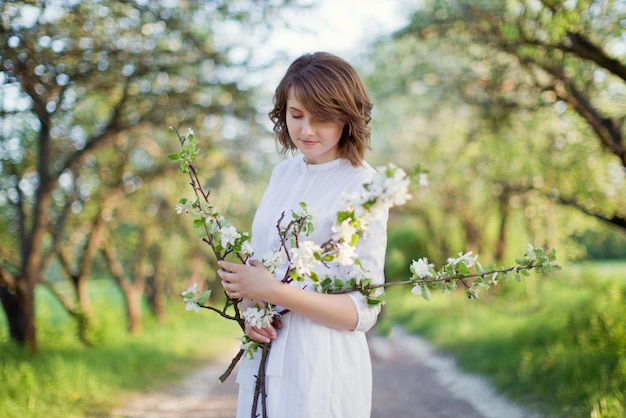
[{"left": 235, "top": 156, "right": 388, "bottom": 418}]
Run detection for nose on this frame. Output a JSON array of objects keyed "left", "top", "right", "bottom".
[{"left": 301, "top": 118, "right": 315, "bottom": 137}]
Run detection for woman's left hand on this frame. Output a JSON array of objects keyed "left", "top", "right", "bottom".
[{"left": 218, "top": 259, "right": 279, "bottom": 301}]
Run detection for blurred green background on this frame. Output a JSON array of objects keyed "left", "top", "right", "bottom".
[{"left": 1, "top": 0, "right": 625, "bottom": 417}]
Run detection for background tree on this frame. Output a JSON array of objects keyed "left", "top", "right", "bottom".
[
  {"left": 0, "top": 0, "right": 296, "bottom": 352},
  {"left": 395, "top": 0, "right": 626, "bottom": 228},
  {"left": 363, "top": 0, "right": 626, "bottom": 271}
]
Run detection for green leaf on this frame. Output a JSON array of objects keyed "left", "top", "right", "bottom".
[
  {"left": 198, "top": 290, "right": 212, "bottom": 304},
  {"left": 351, "top": 234, "right": 359, "bottom": 247},
  {"left": 336, "top": 210, "right": 353, "bottom": 224},
  {"left": 168, "top": 153, "right": 181, "bottom": 161},
  {"left": 456, "top": 262, "right": 470, "bottom": 275}
]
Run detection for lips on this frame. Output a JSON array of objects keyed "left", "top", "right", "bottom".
[{"left": 300, "top": 139, "right": 318, "bottom": 146}]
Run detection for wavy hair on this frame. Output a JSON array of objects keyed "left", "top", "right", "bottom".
[{"left": 269, "top": 52, "right": 373, "bottom": 167}]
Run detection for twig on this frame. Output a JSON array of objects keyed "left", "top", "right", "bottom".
[
  {"left": 219, "top": 349, "right": 244, "bottom": 383},
  {"left": 250, "top": 342, "right": 271, "bottom": 418}
]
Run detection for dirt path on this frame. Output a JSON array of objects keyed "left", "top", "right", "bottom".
[{"left": 112, "top": 328, "right": 541, "bottom": 418}]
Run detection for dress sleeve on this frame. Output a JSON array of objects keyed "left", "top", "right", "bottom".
[{"left": 347, "top": 206, "right": 389, "bottom": 333}]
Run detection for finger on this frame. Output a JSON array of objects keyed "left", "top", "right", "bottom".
[
  {"left": 220, "top": 281, "right": 238, "bottom": 299},
  {"left": 247, "top": 326, "right": 273, "bottom": 343},
  {"left": 248, "top": 259, "right": 263, "bottom": 268},
  {"left": 218, "top": 260, "right": 240, "bottom": 272},
  {"left": 256, "top": 325, "right": 277, "bottom": 339},
  {"left": 217, "top": 269, "right": 229, "bottom": 279},
  {"left": 246, "top": 323, "right": 276, "bottom": 338}
]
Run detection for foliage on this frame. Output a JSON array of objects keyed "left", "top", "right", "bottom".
[
  {"left": 0, "top": 279, "right": 241, "bottom": 418},
  {"left": 0, "top": 0, "right": 295, "bottom": 349},
  {"left": 571, "top": 226, "right": 626, "bottom": 260},
  {"left": 386, "top": 261, "right": 626, "bottom": 418},
  {"left": 363, "top": 0, "right": 626, "bottom": 266},
  {"left": 405, "top": 0, "right": 626, "bottom": 224}
]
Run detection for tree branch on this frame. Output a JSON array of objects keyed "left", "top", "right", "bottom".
[
  {"left": 0, "top": 266, "right": 17, "bottom": 287},
  {"left": 554, "top": 194, "right": 626, "bottom": 229},
  {"left": 562, "top": 31, "right": 626, "bottom": 83},
  {"left": 59, "top": 77, "right": 133, "bottom": 175}
]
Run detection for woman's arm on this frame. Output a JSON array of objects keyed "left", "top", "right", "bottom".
[{"left": 218, "top": 260, "right": 358, "bottom": 331}]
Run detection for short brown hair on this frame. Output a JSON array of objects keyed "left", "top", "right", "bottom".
[{"left": 269, "top": 52, "right": 373, "bottom": 167}]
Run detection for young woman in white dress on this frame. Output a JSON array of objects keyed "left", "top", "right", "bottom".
[{"left": 218, "top": 51, "right": 388, "bottom": 418}]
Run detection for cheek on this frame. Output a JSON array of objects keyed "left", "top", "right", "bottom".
[
  {"left": 286, "top": 119, "right": 300, "bottom": 137},
  {"left": 329, "top": 125, "right": 344, "bottom": 143}
]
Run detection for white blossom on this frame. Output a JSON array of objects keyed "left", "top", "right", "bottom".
[
  {"left": 292, "top": 202, "right": 315, "bottom": 220},
  {"left": 340, "top": 165, "right": 412, "bottom": 222},
  {"left": 372, "top": 164, "right": 412, "bottom": 207},
  {"left": 290, "top": 241, "right": 322, "bottom": 277},
  {"left": 239, "top": 336, "right": 260, "bottom": 360},
  {"left": 332, "top": 219, "right": 357, "bottom": 243},
  {"left": 262, "top": 249, "right": 287, "bottom": 274},
  {"left": 411, "top": 284, "right": 422, "bottom": 295},
  {"left": 340, "top": 191, "right": 368, "bottom": 219},
  {"left": 175, "top": 199, "right": 193, "bottom": 215},
  {"left": 335, "top": 242, "right": 357, "bottom": 266},
  {"left": 240, "top": 240, "right": 254, "bottom": 257},
  {"left": 219, "top": 225, "right": 239, "bottom": 249},
  {"left": 187, "top": 128, "right": 195, "bottom": 137},
  {"left": 243, "top": 306, "right": 280, "bottom": 329},
  {"left": 525, "top": 243, "right": 537, "bottom": 261},
  {"left": 418, "top": 173, "right": 429, "bottom": 187},
  {"left": 346, "top": 263, "right": 367, "bottom": 285},
  {"left": 410, "top": 258, "right": 434, "bottom": 279},
  {"left": 446, "top": 251, "right": 478, "bottom": 268},
  {"left": 181, "top": 283, "right": 198, "bottom": 300},
  {"left": 185, "top": 300, "right": 200, "bottom": 313},
  {"left": 181, "top": 283, "right": 200, "bottom": 313}
]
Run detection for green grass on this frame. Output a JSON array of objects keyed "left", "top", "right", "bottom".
[
  {"left": 383, "top": 260, "right": 626, "bottom": 418},
  {"left": 0, "top": 280, "right": 241, "bottom": 418}
]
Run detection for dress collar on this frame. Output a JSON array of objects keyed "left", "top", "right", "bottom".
[{"left": 300, "top": 156, "right": 345, "bottom": 172}]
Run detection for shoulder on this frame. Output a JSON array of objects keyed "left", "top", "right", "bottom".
[{"left": 340, "top": 159, "right": 377, "bottom": 186}]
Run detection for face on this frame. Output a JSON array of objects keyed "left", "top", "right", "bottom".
[{"left": 286, "top": 90, "right": 344, "bottom": 165}]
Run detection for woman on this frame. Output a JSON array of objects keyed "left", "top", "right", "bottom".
[{"left": 218, "top": 51, "right": 388, "bottom": 418}]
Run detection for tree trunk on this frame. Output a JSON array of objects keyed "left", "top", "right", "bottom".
[
  {"left": 494, "top": 189, "right": 511, "bottom": 263},
  {"left": 126, "top": 287, "right": 143, "bottom": 334},
  {"left": 102, "top": 228, "right": 149, "bottom": 335},
  {"left": 147, "top": 246, "right": 167, "bottom": 323},
  {"left": 0, "top": 280, "right": 36, "bottom": 352}
]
